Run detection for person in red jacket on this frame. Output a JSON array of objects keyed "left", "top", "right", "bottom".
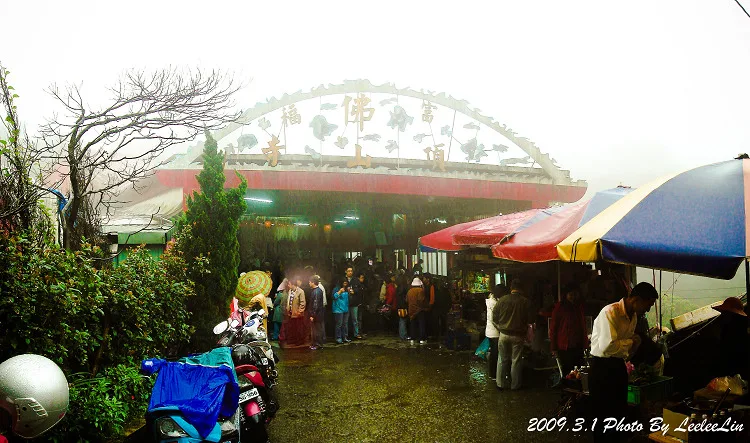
[{"left": 549, "top": 283, "right": 588, "bottom": 376}]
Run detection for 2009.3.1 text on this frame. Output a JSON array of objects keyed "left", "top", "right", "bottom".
[{"left": 527, "top": 417, "right": 597, "bottom": 432}]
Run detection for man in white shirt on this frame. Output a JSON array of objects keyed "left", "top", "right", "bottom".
[{"left": 589, "top": 282, "right": 657, "bottom": 443}]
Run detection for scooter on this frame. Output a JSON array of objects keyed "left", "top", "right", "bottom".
[
  {"left": 214, "top": 308, "right": 279, "bottom": 379},
  {"left": 213, "top": 310, "right": 279, "bottom": 443},
  {"left": 147, "top": 404, "right": 241, "bottom": 443},
  {"left": 142, "top": 346, "right": 243, "bottom": 443}
]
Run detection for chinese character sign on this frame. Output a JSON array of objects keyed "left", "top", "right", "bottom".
[
  {"left": 282, "top": 104, "right": 302, "bottom": 126},
  {"left": 347, "top": 144, "right": 372, "bottom": 168},
  {"left": 342, "top": 93, "right": 375, "bottom": 132},
  {"left": 424, "top": 144, "right": 446, "bottom": 171},
  {"left": 422, "top": 100, "right": 437, "bottom": 124},
  {"left": 230, "top": 89, "right": 542, "bottom": 174},
  {"left": 262, "top": 136, "right": 284, "bottom": 167},
  {"left": 432, "top": 144, "right": 446, "bottom": 172}
]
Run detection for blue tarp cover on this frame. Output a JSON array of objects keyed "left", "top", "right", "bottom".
[{"left": 142, "top": 347, "right": 239, "bottom": 439}]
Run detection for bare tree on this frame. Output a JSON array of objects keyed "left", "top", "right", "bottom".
[
  {"left": 40, "top": 67, "right": 242, "bottom": 250},
  {"left": 0, "top": 63, "right": 55, "bottom": 244}
]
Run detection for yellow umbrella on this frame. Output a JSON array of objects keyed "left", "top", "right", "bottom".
[
  {"left": 556, "top": 171, "right": 680, "bottom": 263},
  {"left": 235, "top": 271, "right": 272, "bottom": 331}
]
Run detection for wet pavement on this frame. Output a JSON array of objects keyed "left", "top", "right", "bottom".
[{"left": 266, "top": 334, "right": 595, "bottom": 443}]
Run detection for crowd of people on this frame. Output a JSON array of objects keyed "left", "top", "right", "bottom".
[
  {"left": 483, "top": 277, "right": 662, "bottom": 392},
  {"left": 238, "top": 258, "right": 750, "bottom": 442},
  {"left": 243, "top": 257, "right": 451, "bottom": 350}
]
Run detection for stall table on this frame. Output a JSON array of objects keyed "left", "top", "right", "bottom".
[{"left": 647, "top": 431, "right": 684, "bottom": 442}]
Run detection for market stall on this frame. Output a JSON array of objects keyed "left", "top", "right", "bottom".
[
  {"left": 417, "top": 187, "right": 638, "bottom": 350},
  {"left": 556, "top": 157, "right": 750, "bottom": 440}
]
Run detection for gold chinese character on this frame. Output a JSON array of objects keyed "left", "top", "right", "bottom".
[
  {"left": 433, "top": 144, "right": 446, "bottom": 171},
  {"left": 422, "top": 100, "right": 437, "bottom": 123},
  {"left": 282, "top": 104, "right": 301, "bottom": 126},
  {"left": 347, "top": 144, "right": 372, "bottom": 168},
  {"left": 262, "top": 136, "right": 284, "bottom": 167},
  {"left": 425, "top": 144, "right": 445, "bottom": 171},
  {"left": 342, "top": 93, "right": 375, "bottom": 131}
]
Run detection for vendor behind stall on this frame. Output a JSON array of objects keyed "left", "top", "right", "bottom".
[
  {"left": 713, "top": 297, "right": 749, "bottom": 381},
  {"left": 550, "top": 283, "right": 587, "bottom": 376},
  {"left": 589, "top": 281, "right": 657, "bottom": 443}
]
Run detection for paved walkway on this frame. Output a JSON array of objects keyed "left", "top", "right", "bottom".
[{"left": 265, "top": 334, "right": 595, "bottom": 443}]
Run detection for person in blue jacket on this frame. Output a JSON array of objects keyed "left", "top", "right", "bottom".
[{"left": 332, "top": 279, "right": 351, "bottom": 344}]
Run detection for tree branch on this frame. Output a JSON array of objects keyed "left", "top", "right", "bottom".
[{"left": 38, "top": 66, "right": 243, "bottom": 250}]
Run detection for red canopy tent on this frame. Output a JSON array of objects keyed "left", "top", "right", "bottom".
[
  {"left": 490, "top": 200, "right": 589, "bottom": 262},
  {"left": 418, "top": 218, "right": 489, "bottom": 252},
  {"left": 419, "top": 207, "right": 566, "bottom": 251},
  {"left": 418, "top": 187, "right": 633, "bottom": 255},
  {"left": 451, "top": 209, "right": 546, "bottom": 246},
  {"left": 491, "top": 187, "right": 634, "bottom": 262}
]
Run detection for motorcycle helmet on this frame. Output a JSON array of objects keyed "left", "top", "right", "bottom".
[
  {"left": 231, "top": 344, "right": 254, "bottom": 365},
  {"left": 0, "top": 354, "right": 69, "bottom": 438}
]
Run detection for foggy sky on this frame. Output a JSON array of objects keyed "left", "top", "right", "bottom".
[{"left": 3, "top": 0, "right": 750, "bottom": 197}]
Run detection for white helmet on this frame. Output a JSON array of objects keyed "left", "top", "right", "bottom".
[{"left": 0, "top": 354, "right": 69, "bottom": 438}]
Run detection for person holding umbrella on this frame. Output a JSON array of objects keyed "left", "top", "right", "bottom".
[{"left": 233, "top": 270, "right": 273, "bottom": 333}]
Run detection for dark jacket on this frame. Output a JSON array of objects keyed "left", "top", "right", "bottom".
[
  {"left": 718, "top": 313, "right": 749, "bottom": 380},
  {"left": 395, "top": 285, "right": 409, "bottom": 310},
  {"left": 350, "top": 280, "right": 366, "bottom": 306},
  {"left": 433, "top": 285, "right": 451, "bottom": 314},
  {"left": 308, "top": 287, "right": 325, "bottom": 320},
  {"left": 492, "top": 290, "right": 532, "bottom": 337}
]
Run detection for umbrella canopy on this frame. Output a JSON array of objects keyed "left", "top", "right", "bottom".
[
  {"left": 557, "top": 158, "right": 750, "bottom": 279},
  {"left": 420, "top": 204, "right": 577, "bottom": 252},
  {"left": 492, "top": 187, "right": 633, "bottom": 263},
  {"left": 418, "top": 218, "right": 489, "bottom": 252},
  {"left": 452, "top": 209, "right": 549, "bottom": 246},
  {"left": 235, "top": 271, "right": 273, "bottom": 304}
]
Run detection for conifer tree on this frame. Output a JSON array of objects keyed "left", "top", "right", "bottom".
[{"left": 181, "top": 131, "right": 247, "bottom": 341}]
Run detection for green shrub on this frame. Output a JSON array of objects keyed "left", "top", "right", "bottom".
[
  {"left": 0, "top": 234, "right": 106, "bottom": 371},
  {"left": 0, "top": 231, "right": 195, "bottom": 441},
  {"left": 99, "top": 246, "right": 194, "bottom": 370},
  {"left": 0, "top": 234, "right": 193, "bottom": 372},
  {"left": 45, "top": 365, "right": 154, "bottom": 443}
]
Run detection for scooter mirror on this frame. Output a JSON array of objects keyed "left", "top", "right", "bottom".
[
  {"left": 213, "top": 321, "right": 229, "bottom": 335},
  {"left": 230, "top": 319, "right": 241, "bottom": 328},
  {"left": 258, "top": 309, "right": 266, "bottom": 318}
]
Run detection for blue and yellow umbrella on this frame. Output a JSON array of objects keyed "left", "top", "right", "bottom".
[{"left": 557, "top": 158, "right": 750, "bottom": 280}]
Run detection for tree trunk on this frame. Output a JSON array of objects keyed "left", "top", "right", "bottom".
[
  {"left": 91, "top": 313, "right": 110, "bottom": 376},
  {"left": 64, "top": 138, "right": 79, "bottom": 250}
]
